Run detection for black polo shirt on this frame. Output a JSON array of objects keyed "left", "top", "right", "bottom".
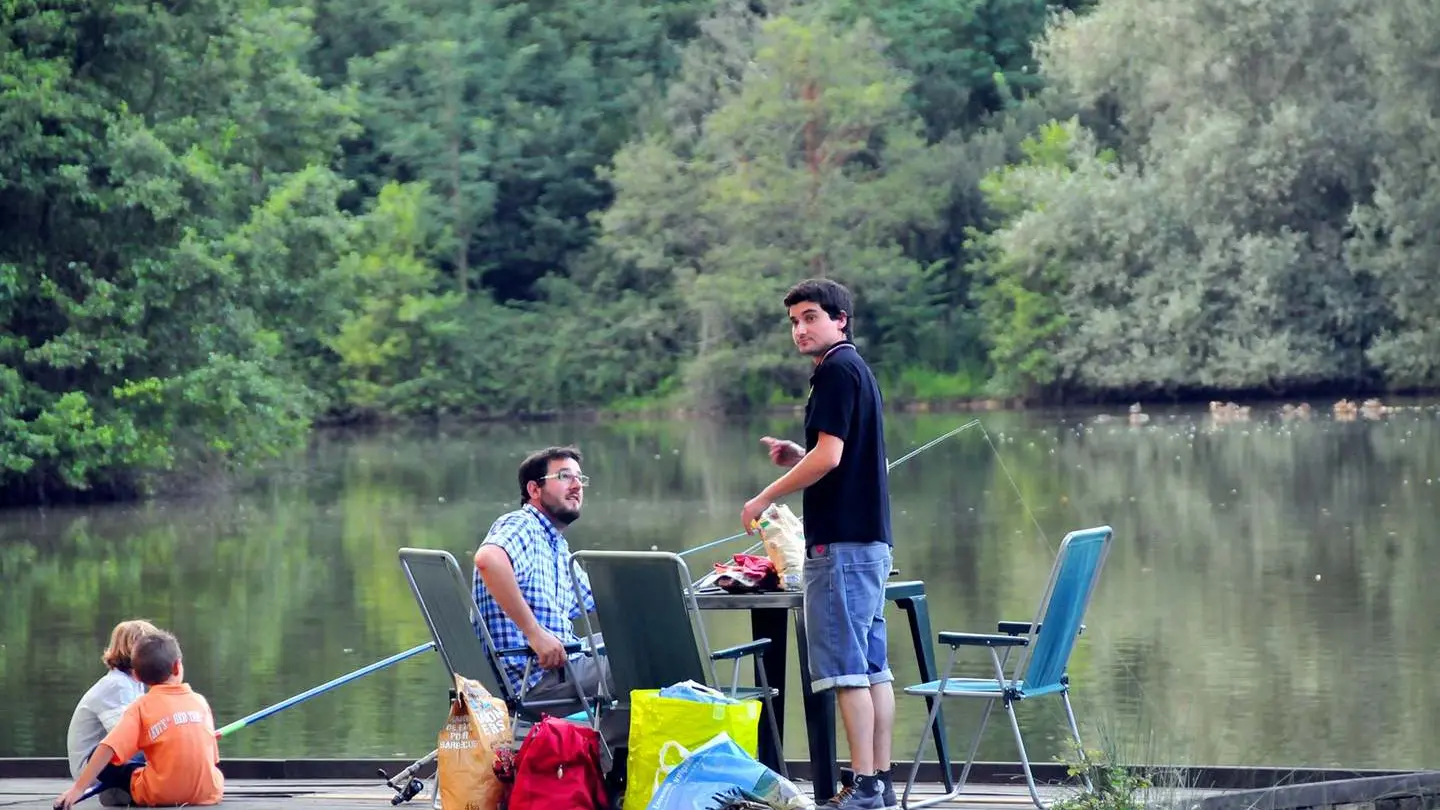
[{"left": 802, "top": 341, "right": 892, "bottom": 547}]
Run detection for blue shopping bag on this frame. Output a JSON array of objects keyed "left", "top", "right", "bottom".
[{"left": 646, "top": 733, "right": 813, "bottom": 810}]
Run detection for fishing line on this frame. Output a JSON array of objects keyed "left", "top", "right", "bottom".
[
  {"left": 677, "top": 420, "right": 983, "bottom": 565},
  {"left": 974, "top": 419, "right": 1199, "bottom": 778},
  {"left": 681, "top": 411, "right": 1195, "bottom": 772}
]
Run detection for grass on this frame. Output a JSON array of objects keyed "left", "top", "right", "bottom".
[
  {"left": 883, "top": 364, "right": 991, "bottom": 402},
  {"left": 601, "top": 376, "right": 685, "bottom": 415},
  {"left": 1051, "top": 715, "right": 1206, "bottom": 810},
  {"left": 596, "top": 363, "right": 1004, "bottom": 418},
  {"left": 1052, "top": 743, "right": 1155, "bottom": 810}
]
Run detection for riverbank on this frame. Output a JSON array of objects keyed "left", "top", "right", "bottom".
[{"left": 316, "top": 388, "right": 1438, "bottom": 429}]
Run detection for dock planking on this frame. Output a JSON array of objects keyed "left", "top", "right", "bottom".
[{"left": 0, "top": 778, "right": 1227, "bottom": 810}]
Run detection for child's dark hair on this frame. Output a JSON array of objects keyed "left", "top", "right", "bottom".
[
  {"left": 132, "top": 630, "right": 183, "bottom": 686},
  {"left": 516, "top": 446, "right": 582, "bottom": 506},
  {"left": 783, "top": 278, "right": 854, "bottom": 338}
]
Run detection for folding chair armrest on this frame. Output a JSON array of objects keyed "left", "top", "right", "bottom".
[
  {"left": 710, "top": 638, "right": 771, "bottom": 661},
  {"left": 996, "top": 621, "right": 1085, "bottom": 636},
  {"left": 939, "top": 631, "right": 1029, "bottom": 648},
  {"left": 497, "top": 641, "right": 588, "bottom": 657}
]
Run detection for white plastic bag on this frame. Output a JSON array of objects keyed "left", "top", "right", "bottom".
[{"left": 757, "top": 504, "right": 806, "bottom": 590}]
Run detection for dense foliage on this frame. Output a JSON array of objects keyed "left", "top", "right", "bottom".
[{"left": 3, "top": 0, "right": 1438, "bottom": 500}]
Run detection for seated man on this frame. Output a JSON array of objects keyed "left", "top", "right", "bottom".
[{"left": 472, "top": 445, "right": 625, "bottom": 750}]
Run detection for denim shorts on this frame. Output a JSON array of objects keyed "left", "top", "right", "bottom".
[{"left": 802, "top": 541, "right": 893, "bottom": 692}]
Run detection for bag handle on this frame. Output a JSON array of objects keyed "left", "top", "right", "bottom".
[
  {"left": 654, "top": 740, "right": 692, "bottom": 792},
  {"left": 673, "top": 680, "right": 725, "bottom": 699},
  {"left": 658, "top": 740, "right": 691, "bottom": 771}
]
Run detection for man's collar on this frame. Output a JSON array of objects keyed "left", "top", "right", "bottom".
[
  {"left": 811, "top": 340, "right": 856, "bottom": 370},
  {"left": 523, "top": 503, "right": 564, "bottom": 536}
]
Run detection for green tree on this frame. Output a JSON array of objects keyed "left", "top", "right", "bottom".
[
  {"left": 343, "top": 0, "right": 702, "bottom": 302},
  {"left": 324, "top": 182, "right": 463, "bottom": 417},
  {"left": 1347, "top": 0, "right": 1440, "bottom": 389},
  {"left": 826, "top": 0, "right": 1056, "bottom": 140},
  {"left": 600, "top": 9, "right": 950, "bottom": 411},
  {"left": 968, "top": 119, "right": 1096, "bottom": 396},
  {"left": 972, "top": 0, "right": 1386, "bottom": 399},
  {"left": 0, "top": 0, "right": 356, "bottom": 501},
  {"left": 347, "top": 0, "right": 519, "bottom": 294}
]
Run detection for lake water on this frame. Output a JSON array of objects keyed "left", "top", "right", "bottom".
[{"left": 3, "top": 403, "right": 1439, "bottom": 770}]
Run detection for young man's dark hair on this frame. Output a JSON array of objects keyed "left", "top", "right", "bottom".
[
  {"left": 783, "top": 278, "right": 854, "bottom": 339},
  {"left": 132, "top": 631, "right": 183, "bottom": 686},
  {"left": 516, "top": 446, "right": 583, "bottom": 506}
]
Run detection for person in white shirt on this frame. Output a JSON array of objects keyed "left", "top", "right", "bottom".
[{"left": 65, "top": 619, "right": 157, "bottom": 779}]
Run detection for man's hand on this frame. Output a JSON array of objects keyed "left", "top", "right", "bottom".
[
  {"left": 527, "top": 628, "right": 567, "bottom": 670},
  {"left": 742, "top": 495, "right": 772, "bottom": 535},
  {"left": 53, "top": 785, "right": 85, "bottom": 810},
  {"left": 760, "top": 436, "right": 804, "bottom": 468}
]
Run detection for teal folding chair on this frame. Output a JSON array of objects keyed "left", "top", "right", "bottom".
[{"left": 901, "top": 525, "right": 1114, "bottom": 809}]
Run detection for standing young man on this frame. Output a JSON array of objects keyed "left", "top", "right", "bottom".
[{"left": 741, "top": 278, "right": 894, "bottom": 810}]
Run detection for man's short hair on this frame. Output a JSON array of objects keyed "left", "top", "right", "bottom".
[
  {"left": 517, "top": 446, "right": 583, "bottom": 506},
  {"left": 783, "top": 278, "right": 855, "bottom": 339},
  {"left": 132, "top": 630, "right": 183, "bottom": 686}
]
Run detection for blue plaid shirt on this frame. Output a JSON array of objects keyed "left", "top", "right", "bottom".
[{"left": 473, "top": 504, "right": 595, "bottom": 694}]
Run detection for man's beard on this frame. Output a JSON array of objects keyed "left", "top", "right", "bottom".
[{"left": 544, "top": 494, "right": 581, "bottom": 525}]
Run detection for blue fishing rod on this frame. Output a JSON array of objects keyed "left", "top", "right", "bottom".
[{"left": 677, "top": 419, "right": 981, "bottom": 563}]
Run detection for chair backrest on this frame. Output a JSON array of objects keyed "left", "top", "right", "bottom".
[
  {"left": 397, "top": 546, "right": 515, "bottom": 704},
  {"left": 569, "top": 550, "right": 715, "bottom": 699},
  {"left": 1013, "top": 526, "right": 1114, "bottom": 691}
]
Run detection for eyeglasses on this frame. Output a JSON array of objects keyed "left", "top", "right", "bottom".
[{"left": 539, "top": 471, "right": 590, "bottom": 487}]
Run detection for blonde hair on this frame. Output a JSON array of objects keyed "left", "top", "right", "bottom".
[{"left": 102, "top": 619, "right": 159, "bottom": 672}]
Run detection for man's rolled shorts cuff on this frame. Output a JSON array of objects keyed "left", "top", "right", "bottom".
[{"left": 810, "top": 668, "right": 893, "bottom": 693}]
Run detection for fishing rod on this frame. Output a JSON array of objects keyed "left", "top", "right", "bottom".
[
  {"left": 66, "top": 641, "right": 436, "bottom": 808},
  {"left": 678, "top": 419, "right": 981, "bottom": 563},
  {"left": 213, "top": 640, "right": 436, "bottom": 737}
]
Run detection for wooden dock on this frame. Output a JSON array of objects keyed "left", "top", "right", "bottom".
[{"left": 0, "top": 777, "right": 1222, "bottom": 809}]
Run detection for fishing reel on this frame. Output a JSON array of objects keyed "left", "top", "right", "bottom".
[{"left": 378, "top": 749, "right": 437, "bottom": 806}]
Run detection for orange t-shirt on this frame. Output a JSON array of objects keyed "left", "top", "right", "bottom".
[{"left": 101, "top": 683, "right": 225, "bottom": 806}]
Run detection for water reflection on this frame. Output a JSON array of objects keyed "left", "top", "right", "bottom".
[{"left": 2, "top": 405, "right": 1438, "bottom": 769}]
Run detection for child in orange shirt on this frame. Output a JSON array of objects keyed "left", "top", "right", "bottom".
[{"left": 54, "top": 629, "right": 225, "bottom": 809}]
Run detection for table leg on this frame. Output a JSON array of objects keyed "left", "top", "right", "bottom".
[
  {"left": 896, "top": 594, "right": 953, "bottom": 790},
  {"left": 793, "top": 607, "right": 838, "bottom": 801},
  {"left": 750, "top": 607, "right": 789, "bottom": 774}
]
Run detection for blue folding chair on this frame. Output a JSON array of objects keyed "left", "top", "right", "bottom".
[{"left": 901, "top": 525, "right": 1114, "bottom": 809}]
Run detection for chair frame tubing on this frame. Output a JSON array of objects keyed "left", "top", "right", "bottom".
[
  {"left": 569, "top": 549, "right": 788, "bottom": 778},
  {"left": 392, "top": 546, "right": 612, "bottom": 804},
  {"left": 900, "top": 527, "right": 1113, "bottom": 810}
]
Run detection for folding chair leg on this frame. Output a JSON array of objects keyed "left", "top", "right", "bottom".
[
  {"left": 1060, "top": 690, "right": 1092, "bottom": 792},
  {"left": 903, "top": 695, "right": 995, "bottom": 810},
  {"left": 561, "top": 658, "right": 612, "bottom": 769},
  {"left": 754, "top": 663, "right": 788, "bottom": 779},
  {"left": 1003, "top": 700, "right": 1046, "bottom": 809}
]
